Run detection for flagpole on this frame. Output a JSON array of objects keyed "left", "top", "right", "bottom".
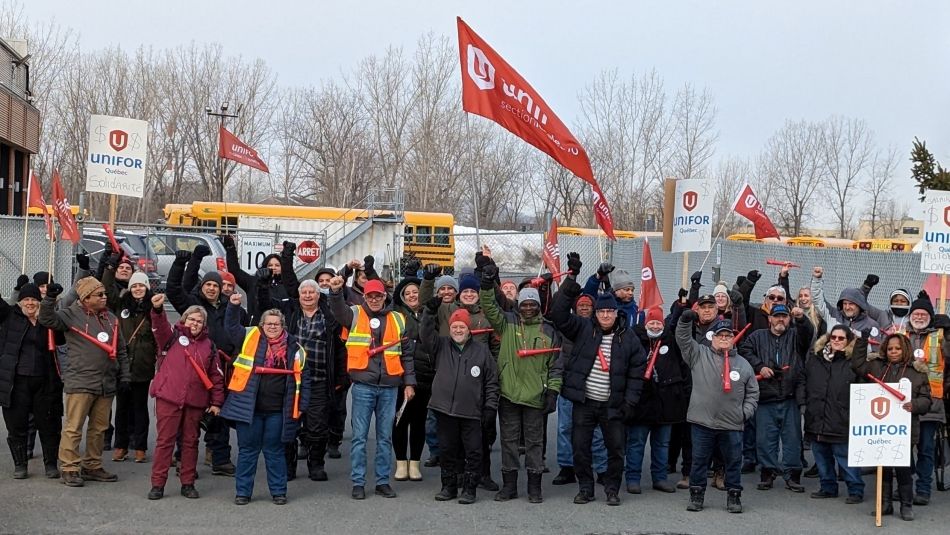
[
  {"left": 48, "top": 216, "right": 56, "bottom": 277},
  {"left": 21, "top": 172, "right": 33, "bottom": 274},
  {"left": 465, "top": 114, "right": 481, "bottom": 247},
  {"left": 698, "top": 216, "right": 731, "bottom": 272}
]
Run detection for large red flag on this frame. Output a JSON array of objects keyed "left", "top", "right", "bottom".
[
  {"left": 50, "top": 170, "right": 80, "bottom": 245},
  {"left": 542, "top": 217, "right": 561, "bottom": 274},
  {"left": 732, "top": 183, "right": 780, "bottom": 239},
  {"left": 219, "top": 126, "right": 270, "bottom": 173},
  {"left": 27, "top": 170, "right": 53, "bottom": 237},
  {"left": 639, "top": 238, "right": 663, "bottom": 311},
  {"left": 457, "top": 17, "right": 615, "bottom": 239}
]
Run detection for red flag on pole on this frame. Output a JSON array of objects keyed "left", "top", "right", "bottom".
[
  {"left": 27, "top": 170, "right": 53, "bottom": 237},
  {"left": 542, "top": 217, "right": 561, "bottom": 274},
  {"left": 457, "top": 17, "right": 616, "bottom": 239},
  {"left": 219, "top": 126, "right": 270, "bottom": 173},
  {"left": 50, "top": 170, "right": 80, "bottom": 245},
  {"left": 732, "top": 183, "right": 780, "bottom": 239},
  {"left": 639, "top": 238, "right": 663, "bottom": 311}
]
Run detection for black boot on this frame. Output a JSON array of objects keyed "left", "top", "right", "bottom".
[
  {"left": 41, "top": 440, "right": 60, "bottom": 479},
  {"left": 7, "top": 438, "right": 28, "bottom": 479},
  {"left": 285, "top": 443, "right": 297, "bottom": 481},
  {"left": 435, "top": 471, "right": 458, "bottom": 501},
  {"left": 898, "top": 483, "right": 914, "bottom": 521},
  {"left": 494, "top": 470, "right": 518, "bottom": 501},
  {"left": 785, "top": 470, "right": 805, "bottom": 493},
  {"left": 478, "top": 472, "right": 499, "bottom": 491},
  {"left": 727, "top": 489, "right": 743, "bottom": 513},
  {"left": 307, "top": 460, "right": 328, "bottom": 481},
  {"left": 527, "top": 471, "right": 543, "bottom": 504},
  {"left": 756, "top": 468, "right": 775, "bottom": 490},
  {"left": 687, "top": 486, "right": 705, "bottom": 511},
  {"left": 458, "top": 472, "right": 478, "bottom": 504},
  {"left": 552, "top": 466, "right": 576, "bottom": 485}
]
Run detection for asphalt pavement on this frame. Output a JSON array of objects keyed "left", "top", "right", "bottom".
[{"left": 1, "top": 404, "right": 947, "bottom": 535}]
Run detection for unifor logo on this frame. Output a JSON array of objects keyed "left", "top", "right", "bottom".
[
  {"left": 109, "top": 130, "right": 128, "bottom": 152},
  {"left": 641, "top": 267, "right": 653, "bottom": 281},
  {"left": 870, "top": 396, "right": 890, "bottom": 420},
  {"left": 943, "top": 206, "right": 950, "bottom": 227},
  {"left": 743, "top": 193, "right": 757, "bottom": 210},
  {"left": 682, "top": 190, "right": 698, "bottom": 212},
  {"left": 467, "top": 44, "right": 495, "bottom": 91}
]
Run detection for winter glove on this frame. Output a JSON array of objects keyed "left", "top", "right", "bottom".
[
  {"left": 221, "top": 234, "right": 236, "bottom": 250},
  {"left": 859, "top": 327, "right": 873, "bottom": 340},
  {"left": 175, "top": 249, "right": 192, "bottom": 262},
  {"left": 425, "top": 296, "right": 441, "bottom": 314},
  {"left": 746, "top": 270, "right": 761, "bottom": 284},
  {"left": 542, "top": 389, "right": 558, "bottom": 415},
  {"left": 474, "top": 251, "right": 492, "bottom": 271},
  {"left": 481, "top": 265, "right": 498, "bottom": 290},
  {"left": 118, "top": 381, "right": 131, "bottom": 394},
  {"left": 105, "top": 252, "right": 122, "bottom": 270},
  {"left": 690, "top": 270, "right": 703, "bottom": 286},
  {"left": 14, "top": 274, "right": 29, "bottom": 291},
  {"left": 677, "top": 288, "right": 688, "bottom": 300},
  {"left": 863, "top": 274, "right": 880, "bottom": 289},
  {"left": 597, "top": 262, "right": 615, "bottom": 280},
  {"left": 193, "top": 244, "right": 212, "bottom": 258},
  {"left": 255, "top": 266, "right": 272, "bottom": 282},
  {"left": 680, "top": 309, "right": 699, "bottom": 324},
  {"left": 46, "top": 283, "right": 64, "bottom": 298},
  {"left": 281, "top": 241, "right": 296, "bottom": 259},
  {"left": 481, "top": 408, "right": 497, "bottom": 428},
  {"left": 567, "top": 252, "right": 582, "bottom": 277},
  {"left": 76, "top": 252, "right": 91, "bottom": 271},
  {"left": 919, "top": 290, "right": 931, "bottom": 300},
  {"left": 423, "top": 263, "right": 442, "bottom": 281},
  {"left": 363, "top": 255, "right": 378, "bottom": 280},
  {"left": 401, "top": 258, "right": 421, "bottom": 278}
]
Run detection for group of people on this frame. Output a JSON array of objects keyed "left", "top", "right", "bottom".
[{"left": 0, "top": 238, "right": 945, "bottom": 520}]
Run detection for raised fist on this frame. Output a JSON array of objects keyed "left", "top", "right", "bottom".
[
  {"left": 678, "top": 288, "right": 688, "bottom": 300},
  {"left": 14, "top": 274, "right": 29, "bottom": 291},
  {"left": 597, "top": 262, "right": 615, "bottom": 279},
  {"left": 281, "top": 241, "right": 296, "bottom": 258},
  {"left": 76, "top": 252, "right": 91, "bottom": 271},
  {"left": 221, "top": 234, "right": 236, "bottom": 250},
  {"left": 175, "top": 249, "right": 192, "bottom": 262},
  {"left": 193, "top": 244, "right": 212, "bottom": 258},
  {"left": 812, "top": 266, "right": 823, "bottom": 279},
  {"left": 680, "top": 309, "right": 698, "bottom": 323},
  {"left": 423, "top": 263, "right": 442, "bottom": 281},
  {"left": 863, "top": 274, "right": 880, "bottom": 289},
  {"left": 401, "top": 258, "right": 421, "bottom": 278},
  {"left": 690, "top": 271, "right": 702, "bottom": 285},
  {"left": 229, "top": 292, "right": 243, "bottom": 306},
  {"left": 567, "top": 252, "right": 582, "bottom": 277},
  {"left": 425, "top": 296, "right": 441, "bottom": 313},
  {"left": 255, "top": 267, "right": 272, "bottom": 282},
  {"left": 791, "top": 306, "right": 804, "bottom": 319},
  {"left": 151, "top": 293, "right": 166, "bottom": 309},
  {"left": 746, "top": 270, "right": 762, "bottom": 283},
  {"left": 329, "top": 276, "right": 345, "bottom": 292},
  {"left": 47, "top": 283, "right": 64, "bottom": 298}
]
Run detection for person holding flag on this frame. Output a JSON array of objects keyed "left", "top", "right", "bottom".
[{"left": 147, "top": 295, "right": 225, "bottom": 500}]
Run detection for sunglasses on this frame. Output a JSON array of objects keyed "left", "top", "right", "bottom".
[
  {"left": 829, "top": 335, "right": 848, "bottom": 341},
  {"left": 767, "top": 295, "right": 785, "bottom": 301},
  {"left": 88, "top": 292, "right": 107, "bottom": 298}
]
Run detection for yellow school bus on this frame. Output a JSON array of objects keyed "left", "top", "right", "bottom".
[
  {"left": 163, "top": 202, "right": 456, "bottom": 270},
  {"left": 853, "top": 239, "right": 913, "bottom": 253},
  {"left": 786, "top": 236, "right": 855, "bottom": 249},
  {"left": 558, "top": 226, "right": 644, "bottom": 239}
]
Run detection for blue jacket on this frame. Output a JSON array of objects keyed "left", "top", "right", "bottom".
[
  {"left": 582, "top": 274, "right": 641, "bottom": 327},
  {"left": 220, "top": 303, "right": 311, "bottom": 443}
]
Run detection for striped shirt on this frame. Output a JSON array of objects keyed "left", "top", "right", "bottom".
[{"left": 585, "top": 334, "right": 612, "bottom": 401}]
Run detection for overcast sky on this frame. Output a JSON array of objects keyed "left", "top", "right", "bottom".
[{"left": 26, "top": 0, "right": 950, "bottom": 218}]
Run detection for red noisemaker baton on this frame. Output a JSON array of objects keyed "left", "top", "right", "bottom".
[
  {"left": 254, "top": 367, "right": 295, "bottom": 375},
  {"left": 517, "top": 347, "right": 561, "bottom": 358},
  {"left": 367, "top": 337, "right": 409, "bottom": 357},
  {"left": 188, "top": 355, "right": 214, "bottom": 390},
  {"left": 722, "top": 350, "right": 732, "bottom": 393},
  {"left": 70, "top": 324, "right": 118, "bottom": 359},
  {"left": 731, "top": 324, "right": 752, "bottom": 346},
  {"left": 756, "top": 365, "right": 790, "bottom": 381},
  {"left": 470, "top": 328, "right": 494, "bottom": 335},
  {"left": 766, "top": 259, "right": 800, "bottom": 268},
  {"left": 865, "top": 373, "right": 906, "bottom": 401},
  {"left": 643, "top": 342, "right": 662, "bottom": 380},
  {"left": 530, "top": 271, "right": 570, "bottom": 287},
  {"left": 102, "top": 223, "right": 122, "bottom": 255}
]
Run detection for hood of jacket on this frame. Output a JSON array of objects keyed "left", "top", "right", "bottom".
[
  {"left": 837, "top": 287, "right": 870, "bottom": 316},
  {"left": 393, "top": 277, "right": 421, "bottom": 310}
]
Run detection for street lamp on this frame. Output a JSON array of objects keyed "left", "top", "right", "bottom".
[{"left": 206, "top": 101, "right": 241, "bottom": 201}]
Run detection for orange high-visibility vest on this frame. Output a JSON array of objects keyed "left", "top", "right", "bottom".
[
  {"left": 923, "top": 330, "right": 945, "bottom": 399},
  {"left": 228, "top": 327, "right": 307, "bottom": 418},
  {"left": 342, "top": 308, "right": 405, "bottom": 376}
]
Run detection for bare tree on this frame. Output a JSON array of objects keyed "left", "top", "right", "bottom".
[
  {"left": 669, "top": 83, "right": 718, "bottom": 180},
  {"left": 711, "top": 156, "right": 749, "bottom": 237},
  {"left": 757, "top": 120, "right": 827, "bottom": 236},
  {"left": 863, "top": 146, "right": 900, "bottom": 237},
  {"left": 822, "top": 116, "right": 873, "bottom": 238}
]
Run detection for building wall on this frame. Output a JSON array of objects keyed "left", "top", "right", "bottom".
[{"left": 0, "top": 37, "right": 40, "bottom": 216}]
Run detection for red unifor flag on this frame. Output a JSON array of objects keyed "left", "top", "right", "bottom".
[
  {"left": 50, "top": 170, "right": 80, "bottom": 245},
  {"left": 542, "top": 217, "right": 561, "bottom": 274},
  {"left": 219, "top": 126, "right": 270, "bottom": 173},
  {"left": 457, "top": 17, "right": 616, "bottom": 239},
  {"left": 27, "top": 170, "right": 53, "bottom": 238},
  {"left": 639, "top": 238, "right": 663, "bottom": 311},
  {"left": 732, "top": 183, "right": 780, "bottom": 239}
]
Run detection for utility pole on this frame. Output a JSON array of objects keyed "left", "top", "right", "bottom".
[{"left": 205, "top": 102, "right": 240, "bottom": 201}]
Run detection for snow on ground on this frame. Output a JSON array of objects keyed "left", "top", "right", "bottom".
[{"left": 452, "top": 225, "right": 544, "bottom": 275}]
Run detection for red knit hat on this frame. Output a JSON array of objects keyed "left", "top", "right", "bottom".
[
  {"left": 645, "top": 307, "right": 664, "bottom": 324},
  {"left": 449, "top": 308, "right": 471, "bottom": 329},
  {"left": 219, "top": 271, "right": 236, "bottom": 285},
  {"left": 575, "top": 294, "right": 594, "bottom": 308}
]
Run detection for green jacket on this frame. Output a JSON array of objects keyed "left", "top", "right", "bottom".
[
  {"left": 480, "top": 288, "right": 561, "bottom": 409},
  {"left": 419, "top": 278, "right": 499, "bottom": 356}
]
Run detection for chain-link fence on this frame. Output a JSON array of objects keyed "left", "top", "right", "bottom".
[{"left": 0, "top": 215, "right": 74, "bottom": 291}]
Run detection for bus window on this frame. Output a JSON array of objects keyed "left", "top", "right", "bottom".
[
  {"left": 417, "top": 226, "right": 432, "bottom": 244},
  {"left": 434, "top": 227, "right": 450, "bottom": 246},
  {"left": 404, "top": 226, "right": 414, "bottom": 243},
  {"left": 221, "top": 216, "right": 238, "bottom": 230}
]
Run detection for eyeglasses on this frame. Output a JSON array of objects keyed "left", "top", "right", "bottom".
[
  {"left": 767, "top": 295, "right": 785, "bottom": 302},
  {"left": 365, "top": 294, "right": 385, "bottom": 301},
  {"left": 184, "top": 317, "right": 205, "bottom": 325},
  {"left": 829, "top": 335, "right": 847, "bottom": 341},
  {"left": 714, "top": 333, "right": 734, "bottom": 339},
  {"left": 262, "top": 322, "right": 282, "bottom": 328}
]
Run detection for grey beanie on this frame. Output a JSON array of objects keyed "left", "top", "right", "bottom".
[
  {"left": 435, "top": 275, "right": 459, "bottom": 293},
  {"left": 518, "top": 287, "right": 541, "bottom": 305},
  {"left": 201, "top": 272, "right": 223, "bottom": 287},
  {"left": 129, "top": 271, "right": 150, "bottom": 289},
  {"left": 610, "top": 269, "right": 636, "bottom": 291}
]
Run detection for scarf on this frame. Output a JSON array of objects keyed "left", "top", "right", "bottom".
[{"left": 265, "top": 331, "right": 289, "bottom": 368}]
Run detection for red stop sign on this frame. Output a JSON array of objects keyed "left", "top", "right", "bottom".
[{"left": 297, "top": 240, "right": 321, "bottom": 263}]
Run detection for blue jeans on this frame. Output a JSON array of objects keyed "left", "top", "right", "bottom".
[
  {"left": 350, "top": 382, "right": 397, "bottom": 487},
  {"left": 625, "top": 423, "right": 672, "bottom": 485},
  {"left": 743, "top": 419, "right": 757, "bottom": 464},
  {"left": 235, "top": 411, "right": 286, "bottom": 498},
  {"left": 556, "top": 395, "right": 606, "bottom": 472},
  {"left": 812, "top": 440, "right": 864, "bottom": 497},
  {"left": 755, "top": 400, "right": 802, "bottom": 478},
  {"left": 690, "top": 424, "right": 743, "bottom": 491},
  {"left": 425, "top": 409, "right": 439, "bottom": 458},
  {"left": 915, "top": 420, "right": 938, "bottom": 497}
]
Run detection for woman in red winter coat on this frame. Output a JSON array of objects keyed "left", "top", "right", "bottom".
[{"left": 146, "top": 295, "right": 225, "bottom": 500}]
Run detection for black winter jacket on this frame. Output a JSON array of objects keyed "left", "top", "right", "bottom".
[
  {"left": 0, "top": 300, "right": 63, "bottom": 409},
  {"left": 629, "top": 325, "right": 689, "bottom": 424},
  {"left": 739, "top": 317, "right": 813, "bottom": 404},
  {"left": 550, "top": 277, "right": 646, "bottom": 419},
  {"left": 420, "top": 311, "right": 499, "bottom": 420},
  {"left": 795, "top": 335, "right": 859, "bottom": 443},
  {"left": 393, "top": 278, "right": 435, "bottom": 390},
  {"left": 167, "top": 256, "right": 248, "bottom": 356}
]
